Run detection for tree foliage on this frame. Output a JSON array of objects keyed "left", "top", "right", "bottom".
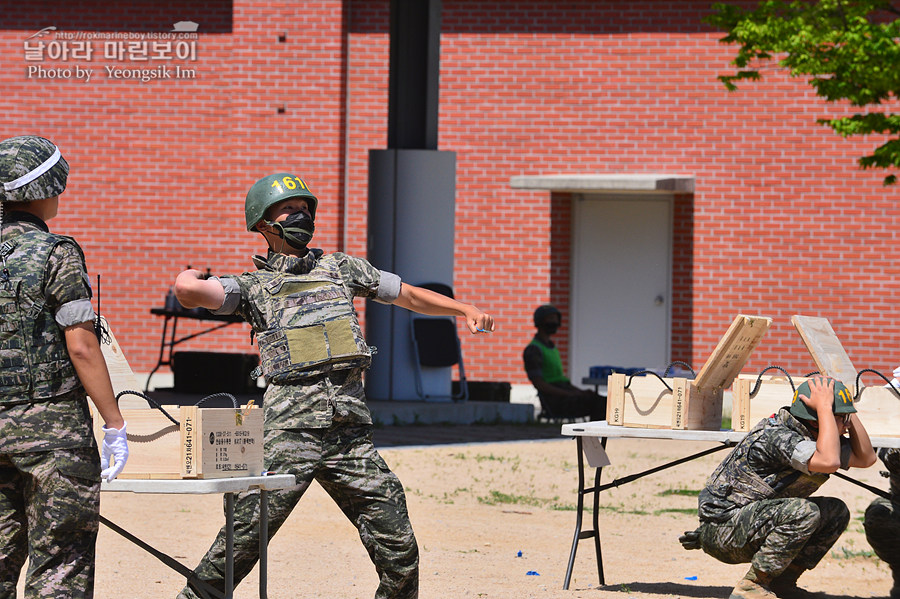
[{"left": 705, "top": 0, "right": 900, "bottom": 185}]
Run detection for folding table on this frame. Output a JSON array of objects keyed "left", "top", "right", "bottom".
[
  {"left": 101, "top": 474, "right": 296, "bottom": 599},
  {"left": 560, "top": 421, "right": 900, "bottom": 590}
]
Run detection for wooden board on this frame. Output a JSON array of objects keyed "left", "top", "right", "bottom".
[
  {"left": 606, "top": 373, "right": 723, "bottom": 430},
  {"left": 791, "top": 315, "right": 858, "bottom": 392},
  {"left": 94, "top": 407, "right": 182, "bottom": 479},
  {"left": 96, "top": 316, "right": 148, "bottom": 409},
  {"left": 93, "top": 406, "right": 264, "bottom": 479},
  {"left": 694, "top": 315, "right": 772, "bottom": 390},
  {"left": 731, "top": 375, "right": 900, "bottom": 437}
]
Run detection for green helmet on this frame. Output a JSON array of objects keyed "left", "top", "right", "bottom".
[
  {"left": 789, "top": 377, "right": 857, "bottom": 421},
  {"left": 0, "top": 135, "right": 69, "bottom": 202},
  {"left": 244, "top": 173, "right": 318, "bottom": 231}
]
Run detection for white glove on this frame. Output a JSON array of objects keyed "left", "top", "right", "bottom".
[
  {"left": 100, "top": 422, "right": 129, "bottom": 482},
  {"left": 894, "top": 366, "right": 900, "bottom": 380}
]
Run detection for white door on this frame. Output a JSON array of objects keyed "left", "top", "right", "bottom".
[{"left": 570, "top": 195, "right": 672, "bottom": 385}]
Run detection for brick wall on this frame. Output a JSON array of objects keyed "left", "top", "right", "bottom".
[{"left": 2, "top": 0, "right": 898, "bottom": 391}]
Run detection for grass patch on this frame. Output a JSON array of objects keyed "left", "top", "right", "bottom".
[
  {"left": 653, "top": 507, "right": 698, "bottom": 516},
  {"left": 477, "top": 490, "right": 553, "bottom": 507},
  {"left": 831, "top": 546, "right": 877, "bottom": 560},
  {"left": 657, "top": 488, "right": 700, "bottom": 497}
]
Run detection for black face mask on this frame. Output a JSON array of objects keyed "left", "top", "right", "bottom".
[
  {"left": 542, "top": 323, "right": 560, "bottom": 335},
  {"left": 268, "top": 210, "right": 315, "bottom": 250}
]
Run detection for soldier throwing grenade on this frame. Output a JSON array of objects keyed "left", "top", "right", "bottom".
[{"left": 173, "top": 173, "right": 494, "bottom": 599}]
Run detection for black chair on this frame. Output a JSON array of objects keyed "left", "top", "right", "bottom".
[
  {"left": 409, "top": 283, "right": 468, "bottom": 401},
  {"left": 535, "top": 392, "right": 595, "bottom": 424}
]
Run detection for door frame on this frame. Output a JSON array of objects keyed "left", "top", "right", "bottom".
[{"left": 568, "top": 192, "right": 674, "bottom": 381}]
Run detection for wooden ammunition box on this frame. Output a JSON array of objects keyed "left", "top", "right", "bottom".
[
  {"left": 606, "top": 314, "right": 772, "bottom": 431},
  {"left": 93, "top": 405, "right": 264, "bottom": 479},
  {"left": 606, "top": 373, "right": 724, "bottom": 430},
  {"left": 732, "top": 375, "right": 900, "bottom": 437}
]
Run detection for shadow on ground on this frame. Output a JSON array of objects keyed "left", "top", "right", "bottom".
[{"left": 601, "top": 581, "right": 876, "bottom": 599}]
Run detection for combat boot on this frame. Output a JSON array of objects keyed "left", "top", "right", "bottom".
[
  {"left": 729, "top": 567, "right": 777, "bottom": 599},
  {"left": 768, "top": 563, "right": 823, "bottom": 599}
]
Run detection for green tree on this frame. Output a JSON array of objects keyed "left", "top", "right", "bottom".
[{"left": 706, "top": 0, "right": 900, "bottom": 185}]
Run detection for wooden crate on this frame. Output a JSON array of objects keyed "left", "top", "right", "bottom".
[
  {"left": 732, "top": 375, "right": 900, "bottom": 437},
  {"left": 606, "top": 314, "right": 771, "bottom": 430},
  {"left": 731, "top": 314, "right": 900, "bottom": 436},
  {"left": 93, "top": 405, "right": 264, "bottom": 479}
]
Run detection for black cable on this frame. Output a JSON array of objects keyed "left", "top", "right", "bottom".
[
  {"left": 750, "top": 366, "right": 794, "bottom": 397},
  {"left": 116, "top": 390, "right": 180, "bottom": 426},
  {"left": 854, "top": 368, "right": 900, "bottom": 400},
  {"left": 624, "top": 370, "right": 672, "bottom": 391},
  {"left": 115, "top": 390, "right": 244, "bottom": 427},
  {"left": 194, "top": 392, "right": 239, "bottom": 408},
  {"left": 663, "top": 361, "right": 696, "bottom": 378}
]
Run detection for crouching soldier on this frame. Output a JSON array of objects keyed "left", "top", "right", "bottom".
[{"left": 680, "top": 376, "right": 876, "bottom": 599}]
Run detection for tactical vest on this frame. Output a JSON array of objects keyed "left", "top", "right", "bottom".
[
  {"left": 249, "top": 255, "right": 371, "bottom": 384},
  {"left": 698, "top": 411, "right": 828, "bottom": 523},
  {"left": 0, "top": 230, "right": 81, "bottom": 404},
  {"left": 527, "top": 338, "right": 568, "bottom": 385}
]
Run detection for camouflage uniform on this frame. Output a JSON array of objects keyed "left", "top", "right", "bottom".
[
  {"left": 864, "top": 447, "right": 900, "bottom": 597},
  {"left": 695, "top": 408, "right": 852, "bottom": 577},
  {"left": 0, "top": 214, "right": 101, "bottom": 599},
  {"left": 178, "top": 249, "right": 418, "bottom": 599}
]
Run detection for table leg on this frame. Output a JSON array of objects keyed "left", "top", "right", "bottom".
[
  {"left": 225, "top": 492, "right": 234, "bottom": 599},
  {"left": 563, "top": 436, "right": 607, "bottom": 589},
  {"left": 593, "top": 438, "right": 607, "bottom": 586},
  {"left": 259, "top": 489, "right": 269, "bottom": 599}
]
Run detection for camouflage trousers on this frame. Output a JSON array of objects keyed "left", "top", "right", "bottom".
[
  {"left": 0, "top": 447, "right": 101, "bottom": 599},
  {"left": 864, "top": 498, "right": 900, "bottom": 572},
  {"left": 699, "top": 496, "right": 849, "bottom": 576},
  {"left": 179, "top": 424, "right": 418, "bottom": 599}
]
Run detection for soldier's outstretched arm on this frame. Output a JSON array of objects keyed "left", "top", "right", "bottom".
[
  {"left": 174, "top": 268, "right": 225, "bottom": 310},
  {"left": 392, "top": 282, "right": 495, "bottom": 334}
]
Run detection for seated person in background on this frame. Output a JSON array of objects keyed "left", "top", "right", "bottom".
[
  {"left": 864, "top": 447, "right": 900, "bottom": 599},
  {"left": 680, "top": 376, "right": 876, "bottom": 599},
  {"left": 523, "top": 304, "right": 606, "bottom": 421}
]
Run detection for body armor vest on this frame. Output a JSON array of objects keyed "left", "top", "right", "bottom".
[
  {"left": 0, "top": 230, "right": 81, "bottom": 403},
  {"left": 698, "top": 411, "right": 828, "bottom": 523},
  {"left": 249, "top": 255, "right": 371, "bottom": 384}
]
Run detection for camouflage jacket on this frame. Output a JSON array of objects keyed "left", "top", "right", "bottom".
[
  {"left": 217, "top": 249, "right": 398, "bottom": 429},
  {"left": 698, "top": 407, "right": 849, "bottom": 523},
  {"left": 0, "top": 213, "right": 96, "bottom": 452}
]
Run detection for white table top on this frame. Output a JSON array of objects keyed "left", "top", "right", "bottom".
[
  {"left": 101, "top": 474, "right": 296, "bottom": 494},
  {"left": 561, "top": 420, "right": 900, "bottom": 448}
]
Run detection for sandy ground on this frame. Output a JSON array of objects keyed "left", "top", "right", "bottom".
[{"left": 34, "top": 436, "right": 894, "bottom": 598}]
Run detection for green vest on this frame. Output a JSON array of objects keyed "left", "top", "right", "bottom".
[
  {"left": 0, "top": 230, "right": 82, "bottom": 403},
  {"left": 527, "top": 338, "right": 569, "bottom": 385},
  {"left": 247, "top": 254, "right": 371, "bottom": 384}
]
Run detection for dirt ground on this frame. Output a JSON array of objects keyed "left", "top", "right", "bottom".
[{"left": 77, "top": 436, "right": 895, "bottom": 598}]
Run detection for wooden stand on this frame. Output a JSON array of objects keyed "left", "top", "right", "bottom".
[
  {"left": 731, "top": 315, "right": 900, "bottom": 437},
  {"left": 92, "top": 317, "right": 265, "bottom": 479},
  {"left": 606, "top": 314, "right": 772, "bottom": 430},
  {"left": 93, "top": 405, "right": 264, "bottom": 479}
]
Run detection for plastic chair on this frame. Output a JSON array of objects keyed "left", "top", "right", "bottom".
[{"left": 409, "top": 283, "right": 468, "bottom": 401}]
